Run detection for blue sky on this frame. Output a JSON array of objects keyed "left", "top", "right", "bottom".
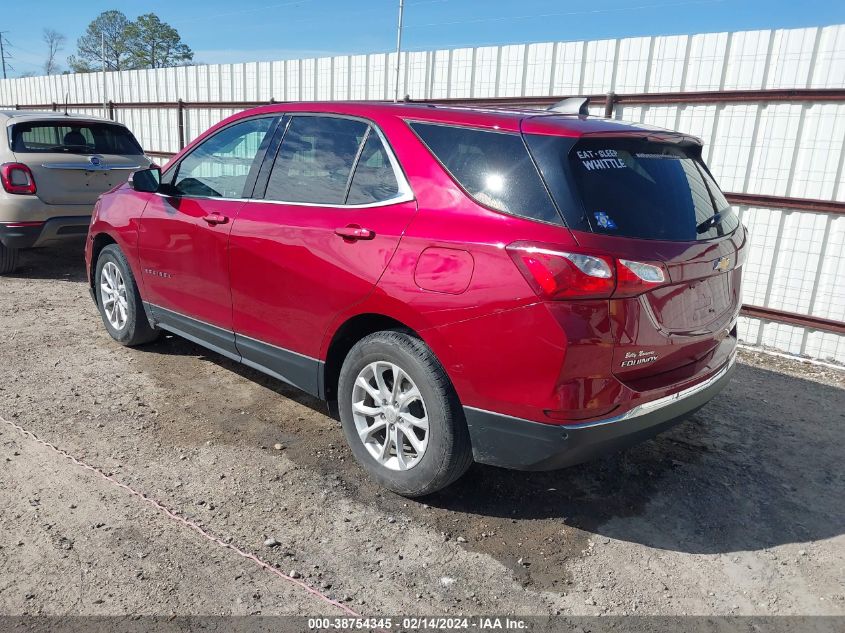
[{"left": 3, "top": 0, "right": 844, "bottom": 76}]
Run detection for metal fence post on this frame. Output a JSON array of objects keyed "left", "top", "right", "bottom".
[
  {"left": 604, "top": 91, "right": 616, "bottom": 118},
  {"left": 108, "top": 100, "right": 115, "bottom": 120},
  {"left": 177, "top": 99, "right": 185, "bottom": 150}
]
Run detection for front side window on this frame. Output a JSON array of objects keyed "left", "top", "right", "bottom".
[
  {"left": 172, "top": 117, "right": 276, "bottom": 198},
  {"left": 10, "top": 121, "right": 143, "bottom": 155},
  {"left": 409, "top": 122, "right": 560, "bottom": 224},
  {"left": 264, "top": 116, "right": 369, "bottom": 204}
]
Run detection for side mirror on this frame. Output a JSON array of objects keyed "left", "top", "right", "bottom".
[{"left": 129, "top": 167, "right": 162, "bottom": 193}]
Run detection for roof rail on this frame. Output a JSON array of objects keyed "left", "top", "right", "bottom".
[{"left": 546, "top": 97, "right": 589, "bottom": 115}]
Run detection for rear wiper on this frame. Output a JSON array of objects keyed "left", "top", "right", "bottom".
[{"left": 696, "top": 211, "right": 724, "bottom": 234}]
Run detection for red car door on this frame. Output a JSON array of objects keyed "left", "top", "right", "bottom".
[
  {"left": 138, "top": 116, "right": 279, "bottom": 357},
  {"left": 228, "top": 115, "right": 416, "bottom": 395}
]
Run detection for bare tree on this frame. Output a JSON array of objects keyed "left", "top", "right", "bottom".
[{"left": 43, "top": 29, "right": 66, "bottom": 75}]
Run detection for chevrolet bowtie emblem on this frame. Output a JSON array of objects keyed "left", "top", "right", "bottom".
[{"left": 713, "top": 256, "right": 731, "bottom": 273}]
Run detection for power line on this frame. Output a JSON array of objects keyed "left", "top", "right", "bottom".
[{"left": 405, "top": 0, "right": 727, "bottom": 29}]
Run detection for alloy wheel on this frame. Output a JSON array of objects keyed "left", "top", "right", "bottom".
[
  {"left": 351, "top": 361, "right": 429, "bottom": 471},
  {"left": 100, "top": 261, "right": 128, "bottom": 330}
]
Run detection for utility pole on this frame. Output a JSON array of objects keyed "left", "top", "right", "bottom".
[
  {"left": 393, "top": 0, "right": 405, "bottom": 102},
  {"left": 0, "top": 32, "right": 9, "bottom": 80},
  {"left": 101, "top": 32, "right": 107, "bottom": 117}
]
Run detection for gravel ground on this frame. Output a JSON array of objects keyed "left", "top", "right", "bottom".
[{"left": 1, "top": 241, "right": 843, "bottom": 618}]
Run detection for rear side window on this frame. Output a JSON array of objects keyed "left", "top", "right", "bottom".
[
  {"left": 410, "top": 122, "right": 560, "bottom": 224},
  {"left": 527, "top": 135, "right": 739, "bottom": 241},
  {"left": 346, "top": 131, "right": 400, "bottom": 205},
  {"left": 265, "top": 116, "right": 368, "bottom": 204},
  {"left": 10, "top": 122, "right": 143, "bottom": 155}
]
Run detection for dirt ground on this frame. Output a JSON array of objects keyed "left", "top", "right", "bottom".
[{"left": 1, "top": 241, "right": 843, "bottom": 619}]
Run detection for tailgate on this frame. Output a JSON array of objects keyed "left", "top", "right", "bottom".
[
  {"left": 25, "top": 154, "right": 146, "bottom": 205},
  {"left": 608, "top": 231, "right": 745, "bottom": 384}
]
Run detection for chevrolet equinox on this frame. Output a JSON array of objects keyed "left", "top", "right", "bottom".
[{"left": 85, "top": 101, "right": 745, "bottom": 496}]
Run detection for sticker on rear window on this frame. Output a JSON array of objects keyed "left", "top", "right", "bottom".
[
  {"left": 576, "top": 149, "right": 626, "bottom": 170},
  {"left": 593, "top": 211, "right": 617, "bottom": 230}
]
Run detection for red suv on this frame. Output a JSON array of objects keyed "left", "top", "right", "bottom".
[{"left": 85, "top": 101, "right": 745, "bottom": 496}]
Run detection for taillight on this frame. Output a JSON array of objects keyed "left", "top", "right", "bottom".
[
  {"left": 1, "top": 163, "right": 37, "bottom": 195},
  {"left": 507, "top": 241, "right": 668, "bottom": 300},
  {"left": 507, "top": 243, "right": 615, "bottom": 299},
  {"left": 614, "top": 258, "right": 667, "bottom": 297}
]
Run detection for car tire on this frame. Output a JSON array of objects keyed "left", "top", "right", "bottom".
[
  {"left": 95, "top": 244, "right": 159, "bottom": 346},
  {"left": 0, "top": 243, "right": 19, "bottom": 275},
  {"left": 338, "top": 330, "right": 473, "bottom": 497}
]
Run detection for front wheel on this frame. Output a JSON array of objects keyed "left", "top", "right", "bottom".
[
  {"left": 338, "top": 331, "right": 473, "bottom": 497},
  {"left": 95, "top": 244, "right": 159, "bottom": 346}
]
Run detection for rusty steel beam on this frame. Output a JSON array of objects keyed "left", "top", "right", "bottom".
[
  {"left": 741, "top": 306, "right": 845, "bottom": 335},
  {"left": 9, "top": 88, "right": 845, "bottom": 113},
  {"left": 427, "top": 88, "right": 845, "bottom": 108}
]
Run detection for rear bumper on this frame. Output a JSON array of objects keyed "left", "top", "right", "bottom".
[
  {"left": 0, "top": 216, "right": 90, "bottom": 249},
  {"left": 464, "top": 354, "right": 736, "bottom": 471}
]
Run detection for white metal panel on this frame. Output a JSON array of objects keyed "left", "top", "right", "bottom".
[
  {"left": 811, "top": 25, "right": 845, "bottom": 88},
  {"left": 449, "top": 48, "right": 473, "bottom": 99},
  {"left": 473, "top": 47, "right": 499, "bottom": 98},
  {"left": 498, "top": 45, "right": 525, "bottom": 97},
  {"left": 271, "top": 61, "right": 286, "bottom": 101},
  {"left": 406, "top": 51, "right": 428, "bottom": 100},
  {"left": 746, "top": 103, "right": 803, "bottom": 196},
  {"left": 649, "top": 35, "right": 689, "bottom": 92},
  {"left": 766, "top": 27, "right": 818, "bottom": 89},
  {"left": 551, "top": 40, "right": 584, "bottom": 94},
  {"left": 614, "top": 37, "right": 651, "bottom": 93},
  {"left": 737, "top": 206, "right": 782, "bottom": 307},
  {"left": 789, "top": 103, "right": 845, "bottom": 200},
  {"left": 368, "top": 53, "right": 388, "bottom": 100},
  {"left": 582, "top": 39, "right": 616, "bottom": 94},
  {"left": 723, "top": 29, "right": 771, "bottom": 89},
  {"left": 708, "top": 104, "right": 759, "bottom": 191},
  {"left": 524, "top": 43, "right": 553, "bottom": 96},
  {"left": 767, "top": 211, "right": 828, "bottom": 313},
  {"left": 317, "top": 57, "right": 332, "bottom": 101},
  {"left": 286, "top": 59, "right": 300, "bottom": 101},
  {"left": 811, "top": 215, "right": 845, "bottom": 321},
  {"left": 349, "top": 55, "right": 367, "bottom": 100},
  {"left": 333, "top": 56, "right": 349, "bottom": 101}
]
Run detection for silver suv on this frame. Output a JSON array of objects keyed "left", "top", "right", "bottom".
[{"left": 0, "top": 111, "right": 150, "bottom": 273}]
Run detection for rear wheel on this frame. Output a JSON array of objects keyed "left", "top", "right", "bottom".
[
  {"left": 95, "top": 244, "right": 159, "bottom": 346},
  {"left": 0, "top": 243, "right": 19, "bottom": 275},
  {"left": 338, "top": 331, "right": 473, "bottom": 497}
]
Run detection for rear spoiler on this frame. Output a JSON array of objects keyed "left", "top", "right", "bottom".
[{"left": 577, "top": 130, "right": 704, "bottom": 146}]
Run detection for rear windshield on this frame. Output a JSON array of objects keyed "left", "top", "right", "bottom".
[
  {"left": 410, "top": 122, "right": 561, "bottom": 225},
  {"left": 525, "top": 136, "right": 738, "bottom": 241},
  {"left": 9, "top": 122, "right": 143, "bottom": 155}
]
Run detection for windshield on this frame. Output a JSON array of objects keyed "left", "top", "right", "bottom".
[
  {"left": 525, "top": 135, "right": 738, "bottom": 241},
  {"left": 10, "top": 121, "right": 144, "bottom": 155}
]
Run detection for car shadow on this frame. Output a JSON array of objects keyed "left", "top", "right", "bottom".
[
  {"left": 6, "top": 240, "right": 88, "bottom": 282},
  {"left": 137, "top": 331, "right": 330, "bottom": 417},
  {"left": 136, "top": 324, "right": 844, "bottom": 560},
  {"left": 421, "top": 363, "right": 844, "bottom": 556}
]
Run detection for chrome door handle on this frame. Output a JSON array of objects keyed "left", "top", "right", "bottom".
[
  {"left": 202, "top": 213, "right": 229, "bottom": 226},
  {"left": 335, "top": 225, "right": 375, "bottom": 241}
]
